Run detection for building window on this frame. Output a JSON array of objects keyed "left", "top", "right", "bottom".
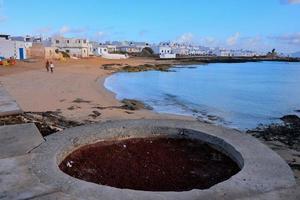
[
  {"left": 83, "top": 40, "right": 87, "bottom": 44},
  {"left": 66, "top": 50, "right": 70, "bottom": 53},
  {"left": 67, "top": 40, "right": 70, "bottom": 43},
  {"left": 56, "top": 40, "right": 59, "bottom": 44}
]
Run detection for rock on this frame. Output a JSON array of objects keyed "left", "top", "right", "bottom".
[
  {"left": 0, "top": 112, "right": 82, "bottom": 137},
  {"left": 280, "top": 115, "right": 300, "bottom": 124},
  {"left": 89, "top": 111, "right": 101, "bottom": 119},
  {"left": 121, "top": 99, "right": 152, "bottom": 111},
  {"left": 120, "top": 64, "right": 173, "bottom": 73},
  {"left": 72, "top": 98, "right": 91, "bottom": 103}
]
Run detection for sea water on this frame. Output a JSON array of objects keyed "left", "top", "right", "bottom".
[{"left": 104, "top": 62, "right": 300, "bottom": 130}]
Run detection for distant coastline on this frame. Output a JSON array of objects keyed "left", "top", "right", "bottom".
[{"left": 156, "top": 56, "right": 300, "bottom": 63}]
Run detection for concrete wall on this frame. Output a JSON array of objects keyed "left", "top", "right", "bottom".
[
  {"left": 102, "top": 53, "right": 128, "bottom": 60},
  {"left": 160, "top": 53, "right": 176, "bottom": 59},
  {"left": 27, "top": 44, "right": 45, "bottom": 59},
  {"left": 94, "top": 47, "right": 108, "bottom": 56},
  {"left": 63, "top": 48, "right": 89, "bottom": 58},
  {"left": 28, "top": 44, "right": 62, "bottom": 59}
]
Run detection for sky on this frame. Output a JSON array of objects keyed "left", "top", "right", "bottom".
[{"left": 0, "top": 0, "right": 300, "bottom": 53}]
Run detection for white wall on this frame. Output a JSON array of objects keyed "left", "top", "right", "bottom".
[
  {"left": 95, "top": 47, "right": 108, "bottom": 56},
  {"left": 152, "top": 46, "right": 172, "bottom": 55},
  {"left": 0, "top": 39, "right": 26, "bottom": 59},
  {"left": 160, "top": 53, "right": 176, "bottom": 59},
  {"left": 102, "top": 53, "right": 128, "bottom": 60}
]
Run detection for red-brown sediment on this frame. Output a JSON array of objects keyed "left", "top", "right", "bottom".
[{"left": 59, "top": 138, "right": 240, "bottom": 191}]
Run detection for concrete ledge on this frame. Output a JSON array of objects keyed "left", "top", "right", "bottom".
[
  {"left": 0, "top": 86, "right": 23, "bottom": 117},
  {"left": 0, "top": 123, "right": 44, "bottom": 159},
  {"left": 31, "top": 120, "right": 296, "bottom": 200}
]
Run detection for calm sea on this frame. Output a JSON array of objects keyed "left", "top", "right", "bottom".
[{"left": 104, "top": 62, "right": 300, "bottom": 130}]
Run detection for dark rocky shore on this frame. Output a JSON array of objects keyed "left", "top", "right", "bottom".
[
  {"left": 103, "top": 56, "right": 300, "bottom": 74},
  {"left": 0, "top": 111, "right": 83, "bottom": 137},
  {"left": 248, "top": 115, "right": 300, "bottom": 151},
  {"left": 119, "top": 64, "right": 174, "bottom": 72},
  {"left": 0, "top": 99, "right": 150, "bottom": 136},
  {"left": 248, "top": 114, "right": 300, "bottom": 182}
]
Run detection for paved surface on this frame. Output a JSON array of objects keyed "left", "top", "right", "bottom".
[
  {"left": 0, "top": 123, "right": 44, "bottom": 159},
  {"left": 0, "top": 119, "right": 299, "bottom": 199},
  {"left": 0, "top": 86, "right": 22, "bottom": 117},
  {"left": 0, "top": 154, "right": 79, "bottom": 200},
  {"left": 31, "top": 119, "right": 298, "bottom": 200}
]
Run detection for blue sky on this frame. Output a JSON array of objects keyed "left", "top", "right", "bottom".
[{"left": 0, "top": 0, "right": 300, "bottom": 53}]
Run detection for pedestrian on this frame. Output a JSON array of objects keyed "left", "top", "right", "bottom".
[
  {"left": 50, "top": 61, "right": 55, "bottom": 73},
  {"left": 45, "top": 60, "right": 50, "bottom": 72}
]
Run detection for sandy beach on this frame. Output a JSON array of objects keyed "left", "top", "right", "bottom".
[{"left": 0, "top": 58, "right": 192, "bottom": 123}]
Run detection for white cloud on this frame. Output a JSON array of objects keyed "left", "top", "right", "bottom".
[
  {"left": 287, "top": 0, "right": 300, "bottom": 4},
  {"left": 56, "top": 25, "right": 88, "bottom": 36},
  {"left": 59, "top": 26, "right": 70, "bottom": 35},
  {"left": 227, "top": 32, "right": 240, "bottom": 46},
  {"left": 97, "top": 31, "right": 105, "bottom": 38},
  {"left": 269, "top": 32, "right": 300, "bottom": 45},
  {"left": 200, "top": 36, "right": 218, "bottom": 46},
  {"left": 0, "top": 15, "right": 6, "bottom": 22},
  {"left": 35, "top": 27, "right": 52, "bottom": 35},
  {"left": 280, "top": 0, "right": 300, "bottom": 4},
  {"left": 176, "top": 33, "right": 195, "bottom": 44}
]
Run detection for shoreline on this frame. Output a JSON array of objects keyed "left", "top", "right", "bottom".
[
  {"left": 0, "top": 57, "right": 299, "bottom": 183},
  {"left": 0, "top": 57, "right": 195, "bottom": 123}
]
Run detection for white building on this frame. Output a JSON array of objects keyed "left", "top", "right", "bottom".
[
  {"left": 0, "top": 35, "right": 27, "bottom": 60},
  {"left": 116, "top": 46, "right": 142, "bottom": 53},
  {"left": 233, "top": 49, "right": 257, "bottom": 57},
  {"left": 94, "top": 46, "right": 108, "bottom": 56},
  {"left": 94, "top": 46, "right": 128, "bottom": 59},
  {"left": 152, "top": 45, "right": 176, "bottom": 59},
  {"left": 51, "top": 37, "right": 91, "bottom": 58}
]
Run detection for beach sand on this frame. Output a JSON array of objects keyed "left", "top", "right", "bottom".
[{"left": 0, "top": 57, "right": 191, "bottom": 123}]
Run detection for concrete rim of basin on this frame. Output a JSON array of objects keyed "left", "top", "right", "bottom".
[{"left": 31, "top": 119, "right": 296, "bottom": 200}]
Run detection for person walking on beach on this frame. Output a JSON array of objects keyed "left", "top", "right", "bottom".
[
  {"left": 50, "top": 61, "right": 55, "bottom": 73},
  {"left": 45, "top": 60, "right": 50, "bottom": 72}
]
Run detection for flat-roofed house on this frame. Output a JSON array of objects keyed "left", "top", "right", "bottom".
[
  {"left": 51, "top": 37, "right": 91, "bottom": 58},
  {"left": 28, "top": 39, "right": 62, "bottom": 60},
  {"left": 152, "top": 44, "right": 176, "bottom": 59},
  {"left": 0, "top": 35, "right": 27, "bottom": 60}
]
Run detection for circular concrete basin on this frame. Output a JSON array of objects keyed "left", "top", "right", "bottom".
[
  {"left": 58, "top": 137, "right": 241, "bottom": 192},
  {"left": 31, "top": 120, "right": 296, "bottom": 200}
]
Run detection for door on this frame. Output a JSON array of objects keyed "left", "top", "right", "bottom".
[{"left": 19, "top": 48, "right": 24, "bottom": 60}]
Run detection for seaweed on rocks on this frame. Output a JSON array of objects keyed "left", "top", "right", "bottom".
[
  {"left": 248, "top": 115, "right": 300, "bottom": 151},
  {"left": 119, "top": 64, "right": 173, "bottom": 72},
  {"left": 0, "top": 111, "right": 83, "bottom": 137},
  {"left": 121, "top": 99, "right": 153, "bottom": 111}
]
